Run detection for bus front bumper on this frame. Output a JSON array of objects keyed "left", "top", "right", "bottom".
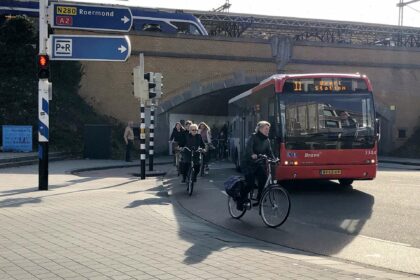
[{"left": 275, "top": 164, "right": 377, "bottom": 181}]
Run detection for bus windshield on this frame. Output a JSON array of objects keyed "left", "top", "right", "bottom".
[{"left": 280, "top": 93, "right": 375, "bottom": 150}]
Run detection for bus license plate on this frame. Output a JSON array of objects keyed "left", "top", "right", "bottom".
[{"left": 320, "top": 169, "right": 341, "bottom": 175}]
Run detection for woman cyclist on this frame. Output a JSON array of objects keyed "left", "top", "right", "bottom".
[
  {"left": 238, "top": 121, "right": 275, "bottom": 210},
  {"left": 170, "top": 122, "right": 185, "bottom": 169},
  {"left": 198, "top": 122, "right": 212, "bottom": 173},
  {"left": 180, "top": 124, "right": 205, "bottom": 183}
]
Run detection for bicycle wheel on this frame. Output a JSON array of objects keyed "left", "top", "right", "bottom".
[
  {"left": 228, "top": 196, "right": 246, "bottom": 219},
  {"left": 200, "top": 158, "right": 204, "bottom": 177},
  {"left": 175, "top": 152, "right": 180, "bottom": 176},
  {"left": 260, "top": 185, "right": 290, "bottom": 228},
  {"left": 187, "top": 168, "right": 194, "bottom": 196}
]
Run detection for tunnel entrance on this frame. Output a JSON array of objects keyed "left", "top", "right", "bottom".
[{"left": 164, "top": 84, "right": 256, "bottom": 154}]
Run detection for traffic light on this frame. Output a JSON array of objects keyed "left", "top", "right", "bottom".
[
  {"left": 154, "top": 73, "right": 163, "bottom": 99},
  {"left": 144, "top": 72, "right": 156, "bottom": 99},
  {"left": 38, "top": 54, "right": 50, "bottom": 79},
  {"left": 132, "top": 66, "right": 148, "bottom": 100}
]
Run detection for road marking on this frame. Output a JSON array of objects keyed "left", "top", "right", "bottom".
[{"left": 358, "top": 235, "right": 412, "bottom": 247}]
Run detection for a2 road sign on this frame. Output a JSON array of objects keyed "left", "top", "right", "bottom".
[
  {"left": 50, "top": 2, "right": 133, "bottom": 32},
  {"left": 49, "top": 35, "right": 131, "bottom": 62}
]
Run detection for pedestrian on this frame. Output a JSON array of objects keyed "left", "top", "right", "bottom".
[{"left": 124, "top": 121, "right": 134, "bottom": 162}]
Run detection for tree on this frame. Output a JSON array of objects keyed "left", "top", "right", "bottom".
[
  {"left": 0, "top": 16, "right": 126, "bottom": 157},
  {"left": 0, "top": 17, "right": 38, "bottom": 128}
]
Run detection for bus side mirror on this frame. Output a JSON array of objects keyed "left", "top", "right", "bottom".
[{"left": 375, "top": 118, "right": 381, "bottom": 142}]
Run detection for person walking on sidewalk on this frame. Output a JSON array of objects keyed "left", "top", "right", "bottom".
[{"left": 124, "top": 121, "right": 135, "bottom": 162}]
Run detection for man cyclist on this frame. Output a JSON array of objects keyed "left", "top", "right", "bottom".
[{"left": 238, "top": 121, "right": 275, "bottom": 210}]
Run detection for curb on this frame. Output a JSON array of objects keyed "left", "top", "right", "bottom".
[
  {"left": 379, "top": 160, "right": 420, "bottom": 166},
  {"left": 69, "top": 161, "right": 172, "bottom": 175}
]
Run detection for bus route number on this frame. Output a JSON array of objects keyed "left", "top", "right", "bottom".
[
  {"left": 292, "top": 80, "right": 348, "bottom": 92},
  {"left": 56, "top": 6, "right": 77, "bottom": 16}
]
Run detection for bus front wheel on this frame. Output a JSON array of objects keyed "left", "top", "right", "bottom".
[{"left": 339, "top": 179, "right": 354, "bottom": 186}]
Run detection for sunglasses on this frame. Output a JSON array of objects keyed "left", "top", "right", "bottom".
[{"left": 191, "top": 129, "right": 198, "bottom": 132}]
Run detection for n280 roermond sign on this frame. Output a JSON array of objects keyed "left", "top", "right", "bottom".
[{"left": 50, "top": 2, "right": 133, "bottom": 32}]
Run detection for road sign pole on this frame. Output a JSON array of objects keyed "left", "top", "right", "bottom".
[{"left": 39, "top": 0, "right": 49, "bottom": 191}]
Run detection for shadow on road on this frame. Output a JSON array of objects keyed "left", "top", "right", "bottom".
[{"left": 165, "top": 161, "right": 375, "bottom": 263}]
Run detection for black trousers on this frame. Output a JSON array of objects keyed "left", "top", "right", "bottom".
[
  {"left": 125, "top": 140, "right": 133, "bottom": 162},
  {"left": 240, "top": 164, "right": 267, "bottom": 203}
]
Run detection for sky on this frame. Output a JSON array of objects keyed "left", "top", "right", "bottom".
[{"left": 67, "top": 0, "right": 420, "bottom": 28}]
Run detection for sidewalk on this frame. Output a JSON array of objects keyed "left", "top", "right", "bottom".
[{"left": 0, "top": 160, "right": 417, "bottom": 279}]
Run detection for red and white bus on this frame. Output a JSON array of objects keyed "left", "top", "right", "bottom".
[{"left": 228, "top": 73, "right": 380, "bottom": 185}]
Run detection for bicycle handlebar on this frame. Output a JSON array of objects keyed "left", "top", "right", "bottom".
[
  {"left": 179, "top": 147, "right": 205, "bottom": 153},
  {"left": 256, "top": 154, "right": 280, "bottom": 164}
]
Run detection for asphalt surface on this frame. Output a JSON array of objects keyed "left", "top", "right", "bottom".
[
  {"left": 170, "top": 160, "right": 420, "bottom": 276},
  {"left": 0, "top": 156, "right": 419, "bottom": 279}
]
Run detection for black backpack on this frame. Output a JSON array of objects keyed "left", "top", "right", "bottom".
[{"left": 224, "top": 176, "right": 244, "bottom": 200}]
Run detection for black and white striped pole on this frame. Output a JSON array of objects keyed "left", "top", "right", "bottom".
[
  {"left": 133, "top": 53, "right": 147, "bottom": 179},
  {"left": 140, "top": 103, "right": 146, "bottom": 179},
  {"left": 149, "top": 105, "right": 154, "bottom": 171},
  {"left": 38, "top": 0, "right": 49, "bottom": 190}
]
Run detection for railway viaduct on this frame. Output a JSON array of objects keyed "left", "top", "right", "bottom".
[{"left": 77, "top": 30, "right": 420, "bottom": 154}]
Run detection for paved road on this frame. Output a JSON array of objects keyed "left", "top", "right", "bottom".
[
  {"left": 170, "top": 161, "right": 420, "bottom": 275},
  {"left": 1, "top": 160, "right": 417, "bottom": 279}
]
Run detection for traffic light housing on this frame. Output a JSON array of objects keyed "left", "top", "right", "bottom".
[
  {"left": 38, "top": 54, "right": 50, "bottom": 79},
  {"left": 132, "top": 66, "right": 148, "bottom": 100},
  {"left": 154, "top": 73, "right": 163, "bottom": 99},
  {"left": 144, "top": 72, "right": 156, "bottom": 99}
]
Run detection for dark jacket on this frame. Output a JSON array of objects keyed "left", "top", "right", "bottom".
[
  {"left": 184, "top": 133, "right": 205, "bottom": 151},
  {"left": 178, "top": 129, "right": 190, "bottom": 147},
  {"left": 242, "top": 131, "right": 274, "bottom": 170},
  {"left": 182, "top": 133, "right": 205, "bottom": 162},
  {"left": 170, "top": 128, "right": 185, "bottom": 143}
]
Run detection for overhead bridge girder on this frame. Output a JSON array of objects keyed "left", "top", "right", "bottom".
[{"left": 193, "top": 11, "right": 420, "bottom": 48}]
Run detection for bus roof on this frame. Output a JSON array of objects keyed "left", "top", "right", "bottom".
[{"left": 229, "top": 73, "right": 372, "bottom": 104}]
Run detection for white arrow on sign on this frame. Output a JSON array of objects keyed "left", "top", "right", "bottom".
[
  {"left": 118, "top": 45, "right": 127, "bottom": 53},
  {"left": 121, "top": 16, "right": 130, "bottom": 24}
]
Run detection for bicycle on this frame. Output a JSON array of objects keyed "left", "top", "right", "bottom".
[
  {"left": 180, "top": 147, "right": 205, "bottom": 196},
  {"left": 199, "top": 144, "right": 207, "bottom": 177},
  {"left": 216, "top": 139, "right": 227, "bottom": 160},
  {"left": 172, "top": 142, "right": 181, "bottom": 176},
  {"left": 227, "top": 155, "right": 291, "bottom": 228}
]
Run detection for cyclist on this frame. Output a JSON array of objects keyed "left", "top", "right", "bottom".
[
  {"left": 180, "top": 124, "right": 205, "bottom": 183},
  {"left": 238, "top": 120, "right": 275, "bottom": 210},
  {"left": 170, "top": 122, "right": 185, "bottom": 169},
  {"left": 198, "top": 122, "right": 212, "bottom": 173}
]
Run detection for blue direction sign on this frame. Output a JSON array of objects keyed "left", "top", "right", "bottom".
[
  {"left": 50, "top": 2, "right": 133, "bottom": 32},
  {"left": 49, "top": 35, "right": 131, "bottom": 62}
]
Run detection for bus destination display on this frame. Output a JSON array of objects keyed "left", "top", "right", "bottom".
[{"left": 283, "top": 78, "right": 368, "bottom": 93}]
